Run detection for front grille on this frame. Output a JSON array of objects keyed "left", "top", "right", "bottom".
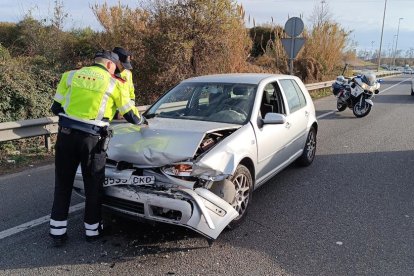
[{"left": 103, "top": 195, "right": 144, "bottom": 214}]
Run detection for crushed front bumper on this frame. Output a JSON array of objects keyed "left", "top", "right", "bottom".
[{"left": 73, "top": 166, "right": 238, "bottom": 240}]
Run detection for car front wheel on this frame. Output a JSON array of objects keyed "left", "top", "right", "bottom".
[{"left": 228, "top": 164, "right": 253, "bottom": 228}]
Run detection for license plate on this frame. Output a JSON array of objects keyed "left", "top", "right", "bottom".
[{"left": 104, "top": 175, "right": 155, "bottom": 187}]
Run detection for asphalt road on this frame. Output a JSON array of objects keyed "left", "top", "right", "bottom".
[{"left": 1, "top": 75, "right": 413, "bottom": 275}]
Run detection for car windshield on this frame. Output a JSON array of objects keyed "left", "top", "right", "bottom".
[{"left": 145, "top": 82, "right": 257, "bottom": 125}]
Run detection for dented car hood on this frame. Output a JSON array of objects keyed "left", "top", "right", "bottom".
[{"left": 108, "top": 118, "right": 240, "bottom": 167}]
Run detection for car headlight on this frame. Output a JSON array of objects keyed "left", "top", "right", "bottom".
[{"left": 162, "top": 162, "right": 193, "bottom": 177}]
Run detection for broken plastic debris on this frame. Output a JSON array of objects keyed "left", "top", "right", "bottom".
[{"left": 336, "top": 241, "right": 343, "bottom": 246}]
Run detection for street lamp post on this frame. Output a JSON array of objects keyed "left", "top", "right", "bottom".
[
  {"left": 371, "top": 41, "right": 375, "bottom": 60},
  {"left": 391, "top": 35, "right": 397, "bottom": 68},
  {"left": 393, "top": 17, "right": 403, "bottom": 67},
  {"left": 377, "top": 0, "right": 387, "bottom": 71}
]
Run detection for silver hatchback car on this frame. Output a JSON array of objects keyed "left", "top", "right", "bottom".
[{"left": 74, "top": 73, "right": 318, "bottom": 240}]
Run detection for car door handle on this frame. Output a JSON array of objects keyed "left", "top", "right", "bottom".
[
  {"left": 305, "top": 111, "right": 309, "bottom": 117},
  {"left": 285, "top": 122, "right": 291, "bottom": 129}
]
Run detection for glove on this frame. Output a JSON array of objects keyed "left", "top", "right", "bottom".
[{"left": 140, "top": 115, "right": 148, "bottom": 125}]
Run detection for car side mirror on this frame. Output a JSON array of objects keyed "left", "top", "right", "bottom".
[{"left": 262, "top": 113, "right": 286, "bottom": 125}]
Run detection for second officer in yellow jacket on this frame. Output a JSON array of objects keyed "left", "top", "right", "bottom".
[{"left": 113, "top": 46, "right": 135, "bottom": 104}]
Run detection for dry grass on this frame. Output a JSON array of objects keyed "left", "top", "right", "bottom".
[
  {"left": 0, "top": 136, "right": 56, "bottom": 176},
  {"left": 0, "top": 153, "right": 54, "bottom": 176},
  {"left": 309, "top": 87, "right": 332, "bottom": 100}
]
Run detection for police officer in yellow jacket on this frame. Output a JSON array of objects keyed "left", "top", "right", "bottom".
[
  {"left": 113, "top": 46, "right": 135, "bottom": 103},
  {"left": 49, "top": 50, "right": 143, "bottom": 246}
]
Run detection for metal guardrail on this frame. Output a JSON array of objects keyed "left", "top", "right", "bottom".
[
  {"left": 0, "top": 72, "right": 402, "bottom": 149},
  {"left": 306, "top": 80, "right": 335, "bottom": 91},
  {"left": 0, "top": 105, "right": 149, "bottom": 149},
  {"left": 0, "top": 117, "right": 59, "bottom": 150}
]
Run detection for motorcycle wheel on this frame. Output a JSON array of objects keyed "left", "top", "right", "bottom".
[
  {"left": 337, "top": 102, "right": 347, "bottom": 112},
  {"left": 353, "top": 101, "right": 372, "bottom": 118}
]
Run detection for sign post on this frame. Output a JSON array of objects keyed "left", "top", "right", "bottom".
[{"left": 281, "top": 17, "right": 305, "bottom": 75}]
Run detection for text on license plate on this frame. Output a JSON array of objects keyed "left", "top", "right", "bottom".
[{"left": 104, "top": 175, "right": 155, "bottom": 187}]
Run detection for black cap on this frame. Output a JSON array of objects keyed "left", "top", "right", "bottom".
[
  {"left": 112, "top": 47, "right": 133, "bottom": 70},
  {"left": 94, "top": 50, "right": 119, "bottom": 63}
]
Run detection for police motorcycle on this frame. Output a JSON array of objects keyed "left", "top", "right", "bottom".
[{"left": 332, "top": 72, "right": 381, "bottom": 118}]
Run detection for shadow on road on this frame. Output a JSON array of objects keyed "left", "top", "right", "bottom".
[
  {"left": 225, "top": 150, "right": 414, "bottom": 275},
  {"left": 380, "top": 78, "right": 411, "bottom": 85},
  {"left": 375, "top": 94, "right": 414, "bottom": 105}
]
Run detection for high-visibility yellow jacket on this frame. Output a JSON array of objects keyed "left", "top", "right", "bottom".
[
  {"left": 53, "top": 64, "right": 139, "bottom": 125},
  {"left": 120, "top": 69, "right": 135, "bottom": 102}
]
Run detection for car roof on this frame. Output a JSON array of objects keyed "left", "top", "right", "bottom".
[{"left": 182, "top": 73, "right": 294, "bottom": 85}]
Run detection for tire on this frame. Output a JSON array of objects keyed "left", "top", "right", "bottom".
[
  {"left": 227, "top": 164, "right": 253, "bottom": 229},
  {"left": 337, "top": 102, "right": 347, "bottom": 112},
  {"left": 411, "top": 88, "right": 414, "bottom": 96},
  {"left": 353, "top": 100, "right": 372, "bottom": 118},
  {"left": 296, "top": 127, "right": 317, "bottom": 166}
]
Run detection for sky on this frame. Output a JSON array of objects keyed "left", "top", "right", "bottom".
[{"left": 1, "top": 0, "right": 413, "bottom": 55}]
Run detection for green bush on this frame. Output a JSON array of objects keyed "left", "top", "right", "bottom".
[
  {"left": 0, "top": 44, "right": 11, "bottom": 61},
  {"left": 0, "top": 56, "right": 59, "bottom": 122}
]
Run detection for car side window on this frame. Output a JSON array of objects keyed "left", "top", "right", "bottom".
[
  {"left": 291, "top": 80, "right": 307, "bottom": 107},
  {"left": 280, "top": 79, "right": 306, "bottom": 113}
]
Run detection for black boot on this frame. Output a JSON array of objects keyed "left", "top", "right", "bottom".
[
  {"left": 50, "top": 233, "right": 68, "bottom": 247},
  {"left": 85, "top": 222, "right": 107, "bottom": 243}
]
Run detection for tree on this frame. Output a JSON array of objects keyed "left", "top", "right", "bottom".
[
  {"left": 405, "top": 48, "right": 414, "bottom": 59},
  {"left": 308, "top": 0, "right": 332, "bottom": 28},
  {"left": 93, "top": 0, "right": 252, "bottom": 104},
  {"left": 302, "top": 1, "right": 350, "bottom": 79}
]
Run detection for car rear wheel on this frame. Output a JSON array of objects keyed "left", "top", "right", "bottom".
[
  {"left": 296, "top": 127, "right": 317, "bottom": 166},
  {"left": 228, "top": 164, "right": 253, "bottom": 229}
]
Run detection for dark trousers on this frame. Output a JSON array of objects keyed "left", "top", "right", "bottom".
[{"left": 51, "top": 128, "right": 106, "bottom": 225}]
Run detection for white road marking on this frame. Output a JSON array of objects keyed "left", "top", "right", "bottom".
[
  {"left": 0, "top": 202, "right": 84, "bottom": 240},
  {"left": 378, "top": 77, "right": 411, "bottom": 94},
  {"left": 316, "top": 77, "right": 411, "bottom": 120},
  {"left": 317, "top": 110, "right": 336, "bottom": 120}
]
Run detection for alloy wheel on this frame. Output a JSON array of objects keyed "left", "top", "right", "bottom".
[{"left": 231, "top": 173, "right": 250, "bottom": 219}]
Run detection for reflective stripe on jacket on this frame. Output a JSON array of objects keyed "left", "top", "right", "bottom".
[{"left": 53, "top": 64, "right": 139, "bottom": 123}]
